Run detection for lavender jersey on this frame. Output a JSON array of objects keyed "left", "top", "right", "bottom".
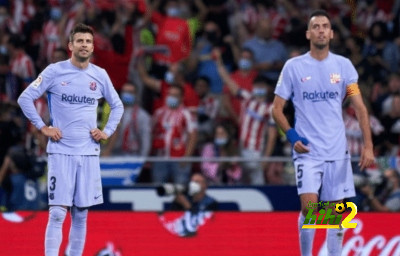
[
  {"left": 18, "top": 59, "right": 124, "bottom": 155},
  {"left": 275, "top": 52, "right": 358, "bottom": 160}
]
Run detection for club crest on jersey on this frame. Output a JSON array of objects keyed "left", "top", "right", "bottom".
[
  {"left": 31, "top": 75, "right": 42, "bottom": 88},
  {"left": 330, "top": 73, "right": 341, "bottom": 84},
  {"left": 89, "top": 81, "right": 97, "bottom": 91}
]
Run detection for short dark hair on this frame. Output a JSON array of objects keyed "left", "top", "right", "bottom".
[
  {"left": 308, "top": 10, "right": 331, "bottom": 27},
  {"left": 196, "top": 76, "right": 211, "bottom": 86},
  {"left": 169, "top": 84, "right": 184, "bottom": 96},
  {"left": 241, "top": 47, "right": 254, "bottom": 57},
  {"left": 69, "top": 23, "right": 94, "bottom": 42},
  {"left": 253, "top": 75, "right": 272, "bottom": 86}
]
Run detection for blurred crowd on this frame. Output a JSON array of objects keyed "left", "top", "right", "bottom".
[{"left": 1, "top": 0, "right": 400, "bottom": 211}]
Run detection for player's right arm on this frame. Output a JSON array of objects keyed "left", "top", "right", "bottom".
[
  {"left": 17, "top": 65, "right": 62, "bottom": 141},
  {"left": 272, "top": 95, "right": 309, "bottom": 153},
  {"left": 272, "top": 63, "right": 309, "bottom": 153}
]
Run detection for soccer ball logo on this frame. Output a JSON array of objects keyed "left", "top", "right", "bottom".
[{"left": 335, "top": 203, "right": 346, "bottom": 214}]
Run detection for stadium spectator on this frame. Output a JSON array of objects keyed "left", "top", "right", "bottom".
[
  {"left": 360, "top": 168, "right": 400, "bottom": 211},
  {"left": 215, "top": 49, "right": 278, "bottom": 185},
  {"left": 187, "top": 20, "right": 235, "bottom": 94},
  {"left": 151, "top": 85, "right": 197, "bottom": 184},
  {"left": 160, "top": 172, "right": 217, "bottom": 237},
  {"left": 343, "top": 101, "right": 384, "bottom": 171},
  {"left": 221, "top": 47, "right": 258, "bottom": 126},
  {"left": 7, "top": 33, "right": 36, "bottom": 88},
  {"left": 243, "top": 17, "right": 288, "bottom": 83},
  {"left": 138, "top": 58, "right": 199, "bottom": 114},
  {"left": 91, "top": 2, "right": 143, "bottom": 92},
  {"left": 102, "top": 82, "right": 151, "bottom": 157},
  {"left": 194, "top": 76, "right": 220, "bottom": 145},
  {"left": 0, "top": 53, "right": 22, "bottom": 102},
  {"left": 363, "top": 21, "right": 400, "bottom": 82},
  {"left": 171, "top": 172, "right": 218, "bottom": 211},
  {"left": 0, "top": 142, "right": 40, "bottom": 211},
  {"left": 148, "top": 0, "right": 192, "bottom": 77},
  {"left": 200, "top": 123, "right": 242, "bottom": 185}
]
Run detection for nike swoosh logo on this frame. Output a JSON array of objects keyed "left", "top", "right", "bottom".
[
  {"left": 344, "top": 189, "right": 349, "bottom": 192},
  {"left": 94, "top": 194, "right": 102, "bottom": 199}
]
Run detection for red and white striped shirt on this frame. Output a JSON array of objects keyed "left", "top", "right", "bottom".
[
  {"left": 152, "top": 105, "right": 197, "bottom": 157},
  {"left": 12, "top": 0, "right": 36, "bottom": 33},
  {"left": 198, "top": 94, "right": 219, "bottom": 120},
  {"left": 10, "top": 51, "right": 36, "bottom": 87},
  {"left": 238, "top": 90, "right": 275, "bottom": 151},
  {"left": 40, "top": 20, "right": 61, "bottom": 64},
  {"left": 344, "top": 111, "right": 384, "bottom": 156}
]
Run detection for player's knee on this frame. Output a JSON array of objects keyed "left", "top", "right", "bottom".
[
  {"left": 49, "top": 206, "right": 67, "bottom": 225},
  {"left": 71, "top": 206, "right": 88, "bottom": 226}
]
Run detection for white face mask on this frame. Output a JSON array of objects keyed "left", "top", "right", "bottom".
[
  {"left": 188, "top": 181, "right": 201, "bottom": 196},
  {"left": 238, "top": 58, "right": 253, "bottom": 70},
  {"left": 164, "top": 71, "right": 175, "bottom": 84},
  {"left": 166, "top": 95, "right": 179, "bottom": 108},
  {"left": 166, "top": 7, "right": 181, "bottom": 17}
]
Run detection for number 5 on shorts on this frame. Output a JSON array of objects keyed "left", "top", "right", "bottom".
[{"left": 297, "top": 164, "right": 303, "bottom": 188}]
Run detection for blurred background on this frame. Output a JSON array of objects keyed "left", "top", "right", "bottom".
[{"left": 0, "top": 0, "right": 400, "bottom": 255}]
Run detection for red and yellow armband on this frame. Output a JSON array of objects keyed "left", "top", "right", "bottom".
[{"left": 346, "top": 83, "right": 361, "bottom": 97}]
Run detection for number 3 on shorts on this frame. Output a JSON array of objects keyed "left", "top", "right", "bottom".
[
  {"left": 297, "top": 164, "right": 303, "bottom": 188},
  {"left": 49, "top": 176, "right": 56, "bottom": 191}
]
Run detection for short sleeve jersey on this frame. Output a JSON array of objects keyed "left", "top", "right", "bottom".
[{"left": 274, "top": 52, "right": 358, "bottom": 160}]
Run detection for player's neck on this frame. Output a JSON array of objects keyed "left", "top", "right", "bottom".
[
  {"left": 70, "top": 57, "right": 90, "bottom": 69},
  {"left": 309, "top": 47, "right": 329, "bottom": 61}
]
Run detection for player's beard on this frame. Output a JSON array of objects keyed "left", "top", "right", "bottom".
[
  {"left": 313, "top": 41, "right": 329, "bottom": 50},
  {"left": 73, "top": 51, "right": 92, "bottom": 63}
]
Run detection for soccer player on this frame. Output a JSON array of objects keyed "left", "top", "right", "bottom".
[
  {"left": 17, "top": 23, "right": 124, "bottom": 256},
  {"left": 271, "top": 10, "right": 374, "bottom": 256}
]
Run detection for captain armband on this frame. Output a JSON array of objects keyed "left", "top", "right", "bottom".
[{"left": 346, "top": 83, "right": 361, "bottom": 97}]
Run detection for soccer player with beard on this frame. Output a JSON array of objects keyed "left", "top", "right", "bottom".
[
  {"left": 18, "top": 23, "right": 123, "bottom": 256},
  {"left": 272, "top": 10, "right": 374, "bottom": 256}
]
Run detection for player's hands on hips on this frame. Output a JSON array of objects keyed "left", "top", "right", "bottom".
[
  {"left": 293, "top": 141, "right": 310, "bottom": 154},
  {"left": 90, "top": 128, "right": 108, "bottom": 142},
  {"left": 41, "top": 126, "right": 62, "bottom": 141},
  {"left": 359, "top": 146, "right": 374, "bottom": 170}
]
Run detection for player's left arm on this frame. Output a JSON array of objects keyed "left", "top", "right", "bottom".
[
  {"left": 347, "top": 84, "right": 374, "bottom": 169},
  {"left": 98, "top": 70, "right": 124, "bottom": 141}
]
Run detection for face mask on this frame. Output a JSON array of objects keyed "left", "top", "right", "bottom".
[
  {"left": 252, "top": 88, "right": 267, "bottom": 97},
  {"left": 188, "top": 181, "right": 201, "bottom": 196},
  {"left": 164, "top": 71, "right": 175, "bottom": 84},
  {"left": 50, "top": 7, "right": 62, "bottom": 21},
  {"left": 166, "top": 95, "right": 179, "bottom": 108},
  {"left": 166, "top": 7, "right": 181, "bottom": 17},
  {"left": 121, "top": 92, "right": 135, "bottom": 105},
  {"left": 238, "top": 58, "right": 253, "bottom": 70},
  {"left": 0, "top": 45, "right": 7, "bottom": 55},
  {"left": 0, "top": 14, "right": 7, "bottom": 25},
  {"left": 214, "top": 137, "right": 228, "bottom": 146}
]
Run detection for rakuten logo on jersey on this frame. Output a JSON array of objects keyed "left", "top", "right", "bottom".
[
  {"left": 61, "top": 94, "right": 96, "bottom": 105},
  {"left": 303, "top": 91, "right": 339, "bottom": 102}
]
